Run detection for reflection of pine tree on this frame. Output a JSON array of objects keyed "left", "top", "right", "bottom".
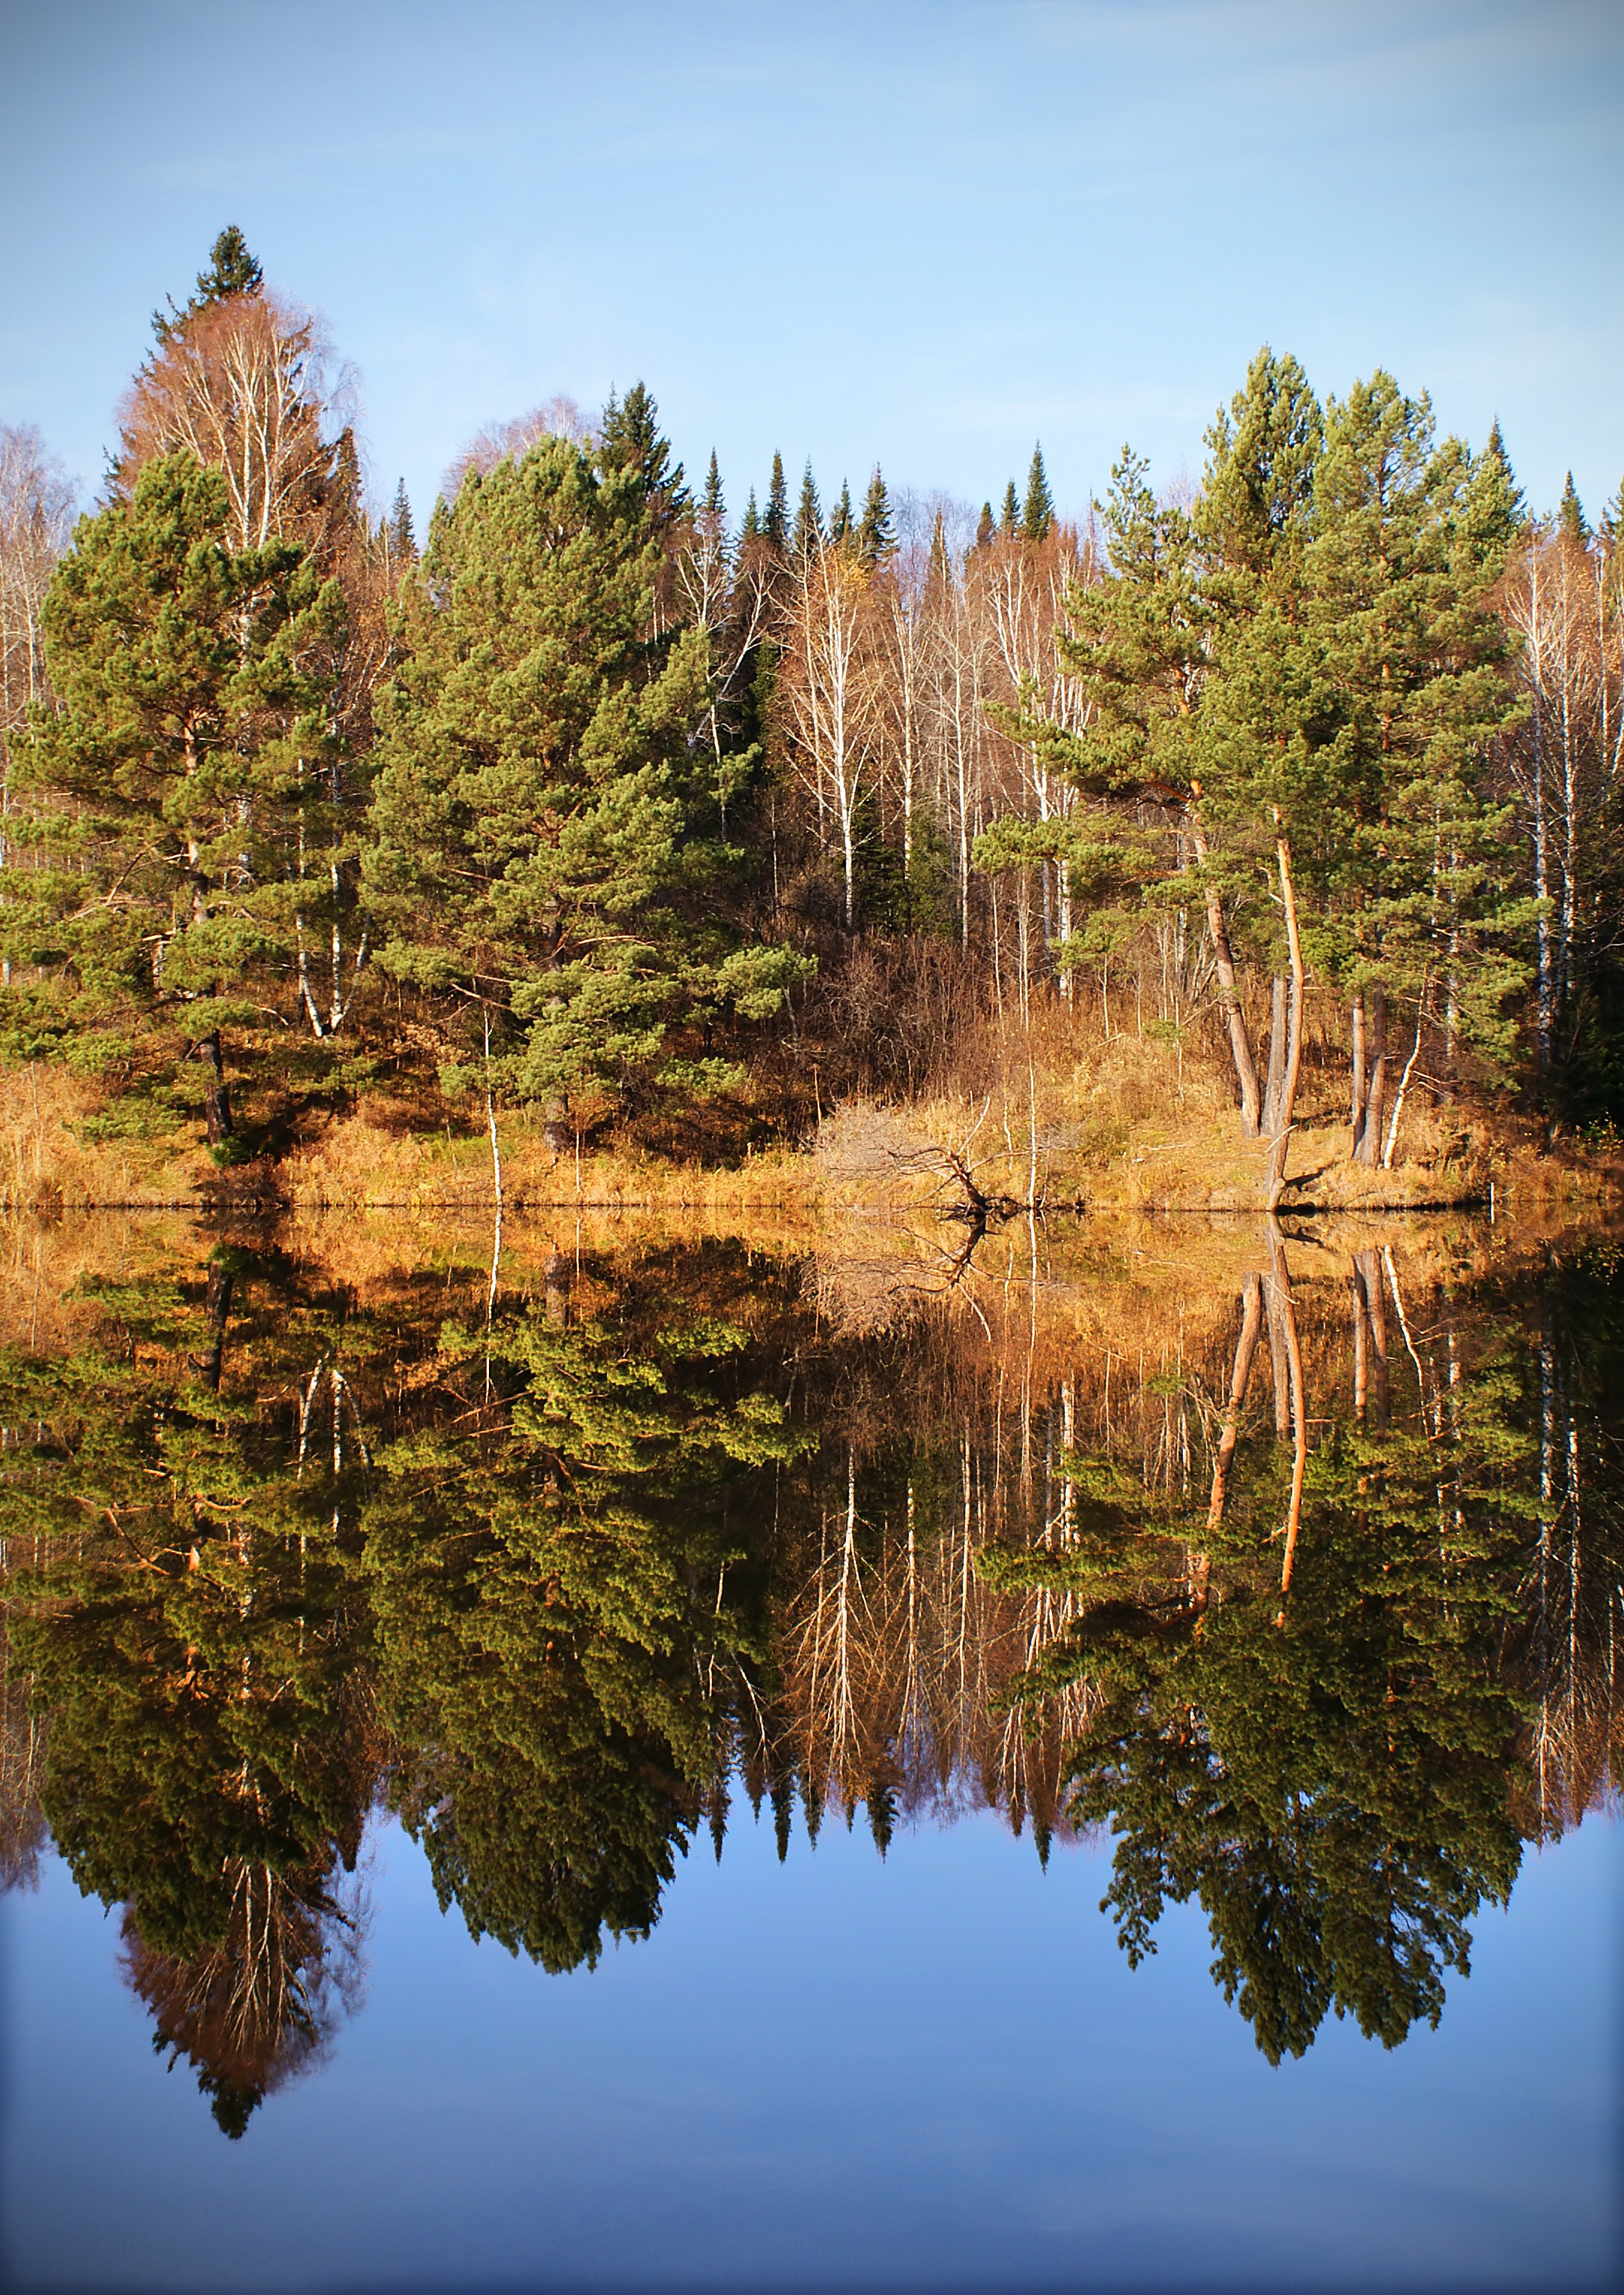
[
  {"left": 988, "top": 1243, "right": 1539, "bottom": 2058},
  {"left": 367, "top": 1288, "right": 809, "bottom": 1969},
  {"left": 0, "top": 1247, "right": 378, "bottom": 2127}
]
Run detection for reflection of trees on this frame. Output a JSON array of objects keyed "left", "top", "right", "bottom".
[
  {"left": 368, "top": 1274, "right": 811, "bottom": 1971},
  {"left": 986, "top": 1231, "right": 1591, "bottom": 2060},
  {"left": 2, "top": 1218, "right": 1622, "bottom": 2112},
  {"left": 0, "top": 1247, "right": 376, "bottom": 2132}
]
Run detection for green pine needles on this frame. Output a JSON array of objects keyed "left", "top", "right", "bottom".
[{"left": 364, "top": 431, "right": 806, "bottom": 1145}]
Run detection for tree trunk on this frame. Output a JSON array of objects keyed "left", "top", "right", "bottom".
[
  {"left": 1190, "top": 824, "right": 1260, "bottom": 1134},
  {"left": 1353, "top": 986, "right": 1387, "bottom": 1167},
  {"left": 1262, "top": 976, "right": 1286, "bottom": 1135},
  {"left": 197, "top": 1260, "right": 234, "bottom": 1393},
  {"left": 195, "top": 1030, "right": 233, "bottom": 1146},
  {"left": 1350, "top": 991, "right": 1365, "bottom": 1128},
  {"left": 1354, "top": 1249, "right": 1390, "bottom": 1428},
  {"left": 1264, "top": 824, "right": 1306, "bottom": 1210},
  {"left": 1207, "top": 1271, "right": 1263, "bottom": 1539}
]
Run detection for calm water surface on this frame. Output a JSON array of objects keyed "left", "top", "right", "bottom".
[{"left": 1, "top": 1214, "right": 1619, "bottom": 2291}]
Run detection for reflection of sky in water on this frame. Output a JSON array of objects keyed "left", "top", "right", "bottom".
[{"left": 4, "top": 1805, "right": 1618, "bottom": 2292}]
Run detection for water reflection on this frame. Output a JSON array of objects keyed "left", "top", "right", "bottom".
[{"left": 0, "top": 1214, "right": 1619, "bottom": 2130}]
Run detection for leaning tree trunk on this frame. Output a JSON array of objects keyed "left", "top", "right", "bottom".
[
  {"left": 1190, "top": 819, "right": 1261, "bottom": 1134},
  {"left": 1262, "top": 976, "right": 1287, "bottom": 1136},
  {"left": 1264, "top": 822, "right": 1305, "bottom": 1211}
]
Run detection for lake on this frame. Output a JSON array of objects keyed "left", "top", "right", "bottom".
[{"left": 1, "top": 1211, "right": 1619, "bottom": 2292}]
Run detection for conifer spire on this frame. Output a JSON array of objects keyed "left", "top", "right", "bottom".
[
  {"left": 1558, "top": 469, "right": 1590, "bottom": 545},
  {"left": 1000, "top": 479, "right": 1020, "bottom": 535},
  {"left": 858, "top": 466, "right": 895, "bottom": 566},
  {"left": 794, "top": 462, "right": 823, "bottom": 559},
  {"left": 153, "top": 224, "right": 264, "bottom": 344},
  {"left": 764, "top": 452, "right": 789, "bottom": 554},
  {"left": 1023, "top": 443, "right": 1055, "bottom": 541},
  {"left": 389, "top": 478, "right": 415, "bottom": 561},
  {"left": 829, "top": 479, "right": 854, "bottom": 547}
]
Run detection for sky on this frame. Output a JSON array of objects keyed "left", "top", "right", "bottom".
[{"left": 1, "top": 0, "right": 1621, "bottom": 536}]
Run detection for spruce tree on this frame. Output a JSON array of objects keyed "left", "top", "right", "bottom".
[
  {"left": 793, "top": 463, "right": 823, "bottom": 560},
  {"left": 764, "top": 453, "right": 789, "bottom": 556},
  {"left": 828, "top": 479, "right": 854, "bottom": 548},
  {"left": 1000, "top": 480, "right": 1020, "bottom": 535},
  {"left": 1022, "top": 444, "right": 1055, "bottom": 541},
  {"left": 1557, "top": 469, "right": 1590, "bottom": 545},
  {"left": 975, "top": 501, "right": 996, "bottom": 551},
  {"left": 597, "top": 382, "right": 689, "bottom": 545},
  {"left": 702, "top": 449, "right": 724, "bottom": 525},
  {"left": 152, "top": 225, "right": 264, "bottom": 345},
  {"left": 740, "top": 488, "right": 761, "bottom": 547},
  {"left": 857, "top": 466, "right": 895, "bottom": 567},
  {"left": 389, "top": 477, "right": 415, "bottom": 561}
]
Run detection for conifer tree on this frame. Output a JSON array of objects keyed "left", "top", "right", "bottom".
[
  {"left": 388, "top": 478, "right": 415, "bottom": 561},
  {"left": 1000, "top": 480, "right": 1020, "bottom": 535},
  {"left": 828, "top": 480, "right": 853, "bottom": 549},
  {"left": 740, "top": 489, "right": 761, "bottom": 547},
  {"left": 857, "top": 466, "right": 895, "bottom": 567},
  {"left": 793, "top": 463, "right": 823, "bottom": 561},
  {"left": 702, "top": 449, "right": 724, "bottom": 525},
  {"left": 1022, "top": 444, "right": 1054, "bottom": 541},
  {"left": 975, "top": 501, "right": 996, "bottom": 551},
  {"left": 764, "top": 454, "right": 789, "bottom": 556},
  {"left": 1557, "top": 470, "right": 1590, "bottom": 546},
  {"left": 152, "top": 225, "right": 264, "bottom": 344},
  {"left": 597, "top": 382, "right": 689, "bottom": 545},
  {"left": 4, "top": 452, "right": 343, "bottom": 1143},
  {"left": 364, "top": 435, "right": 804, "bottom": 1149}
]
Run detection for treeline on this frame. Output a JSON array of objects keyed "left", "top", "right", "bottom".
[{"left": 1, "top": 228, "right": 1622, "bottom": 1168}]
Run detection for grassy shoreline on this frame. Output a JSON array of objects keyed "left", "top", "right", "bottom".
[{"left": 2, "top": 1057, "right": 1619, "bottom": 1222}]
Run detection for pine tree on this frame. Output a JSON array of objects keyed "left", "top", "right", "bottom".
[
  {"left": 1022, "top": 444, "right": 1054, "bottom": 541},
  {"left": 857, "top": 466, "right": 895, "bottom": 566},
  {"left": 702, "top": 449, "right": 724, "bottom": 524},
  {"left": 364, "top": 434, "right": 805, "bottom": 1149},
  {"left": 975, "top": 500, "right": 996, "bottom": 551},
  {"left": 4, "top": 451, "right": 343, "bottom": 1145},
  {"left": 764, "top": 453, "right": 789, "bottom": 556},
  {"left": 1304, "top": 371, "right": 1527, "bottom": 1158},
  {"left": 1000, "top": 480, "right": 1020, "bottom": 535},
  {"left": 740, "top": 487, "right": 761, "bottom": 546},
  {"left": 793, "top": 463, "right": 823, "bottom": 560}
]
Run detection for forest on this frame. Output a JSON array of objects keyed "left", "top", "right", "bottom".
[{"left": 2, "top": 228, "right": 1623, "bottom": 1212}]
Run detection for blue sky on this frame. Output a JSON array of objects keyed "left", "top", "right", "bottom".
[{"left": 2, "top": 0, "right": 1620, "bottom": 532}]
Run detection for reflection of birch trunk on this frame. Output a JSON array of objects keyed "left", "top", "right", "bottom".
[
  {"left": 1207, "top": 1272, "right": 1262, "bottom": 1539},
  {"left": 1266, "top": 1224, "right": 1307, "bottom": 1614}
]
